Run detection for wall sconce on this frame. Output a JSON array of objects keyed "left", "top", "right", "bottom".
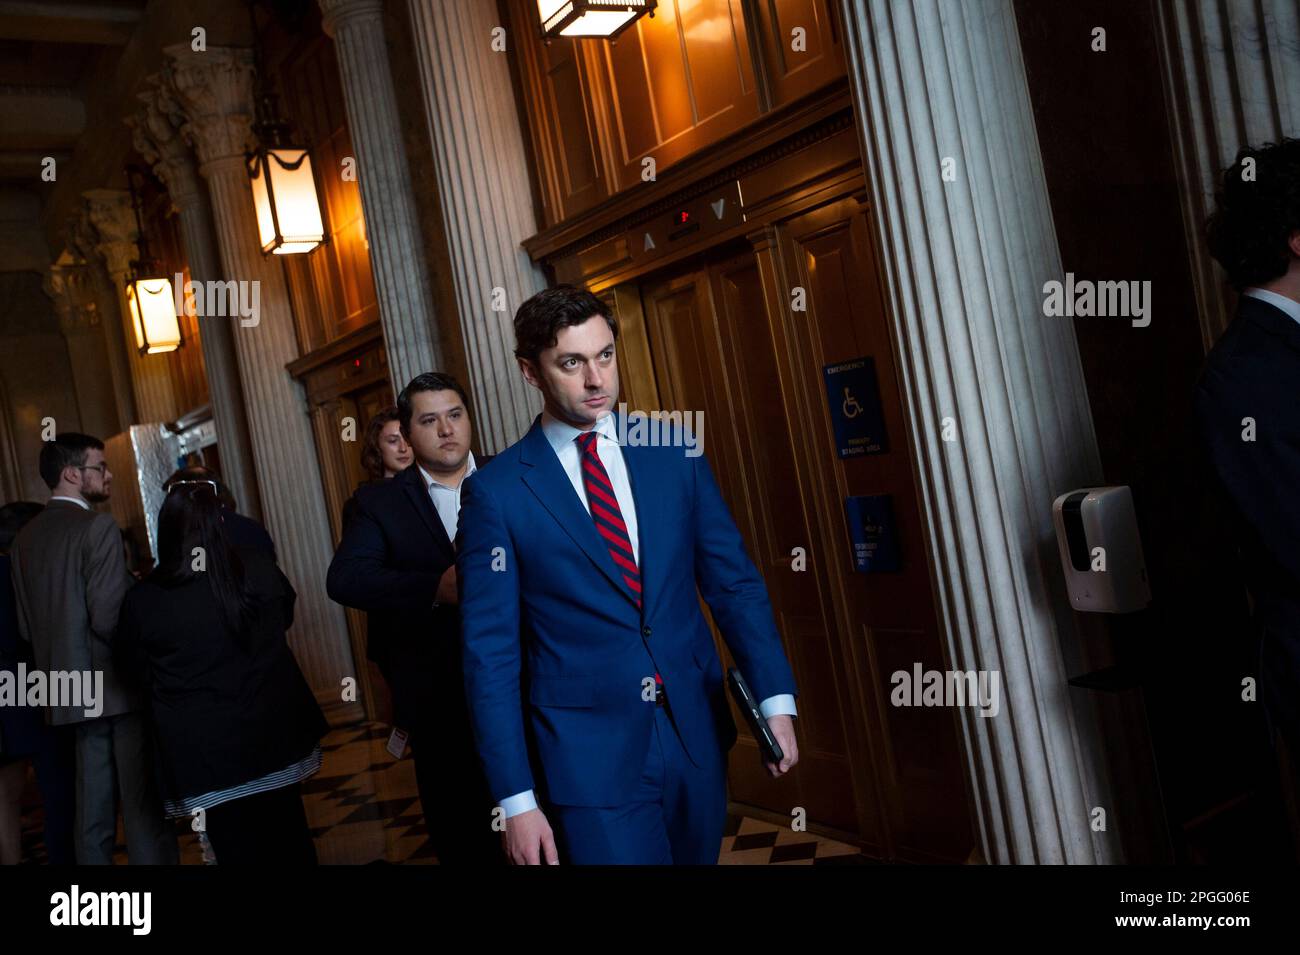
[
  {"left": 125, "top": 167, "right": 183, "bottom": 355},
  {"left": 537, "top": 0, "right": 656, "bottom": 39}
]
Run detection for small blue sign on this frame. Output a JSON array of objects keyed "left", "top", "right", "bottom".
[
  {"left": 845, "top": 495, "right": 901, "bottom": 573},
  {"left": 823, "top": 357, "right": 888, "bottom": 458}
]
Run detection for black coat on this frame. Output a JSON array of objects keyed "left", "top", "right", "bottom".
[
  {"left": 115, "top": 547, "right": 327, "bottom": 803},
  {"left": 327, "top": 460, "right": 490, "bottom": 732},
  {"left": 1195, "top": 294, "right": 1300, "bottom": 752}
]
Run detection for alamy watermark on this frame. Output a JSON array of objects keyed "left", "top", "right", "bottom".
[
  {"left": 614, "top": 403, "right": 703, "bottom": 457},
  {"left": 890, "top": 663, "right": 1001, "bottom": 717},
  {"left": 172, "top": 273, "right": 260, "bottom": 327},
  {"left": 0, "top": 664, "right": 104, "bottom": 718}
]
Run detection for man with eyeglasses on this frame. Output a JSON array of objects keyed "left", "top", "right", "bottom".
[{"left": 10, "top": 433, "right": 177, "bottom": 864}]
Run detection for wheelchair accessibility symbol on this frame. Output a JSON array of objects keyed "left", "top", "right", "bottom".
[{"left": 842, "top": 387, "right": 864, "bottom": 419}]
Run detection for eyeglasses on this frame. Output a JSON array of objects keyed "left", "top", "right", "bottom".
[
  {"left": 78, "top": 463, "right": 108, "bottom": 476},
  {"left": 166, "top": 479, "right": 219, "bottom": 493}
]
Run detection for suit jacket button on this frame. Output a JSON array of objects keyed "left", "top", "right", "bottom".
[{"left": 642, "top": 626, "right": 652, "bottom": 637}]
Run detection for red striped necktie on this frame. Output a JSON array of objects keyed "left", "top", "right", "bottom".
[
  {"left": 576, "top": 431, "right": 661, "bottom": 689},
  {"left": 576, "top": 430, "right": 641, "bottom": 608}
]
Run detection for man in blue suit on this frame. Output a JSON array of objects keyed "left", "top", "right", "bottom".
[{"left": 457, "top": 285, "right": 800, "bottom": 865}]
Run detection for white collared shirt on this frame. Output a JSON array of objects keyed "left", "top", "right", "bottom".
[
  {"left": 539, "top": 409, "right": 640, "bottom": 562},
  {"left": 49, "top": 495, "right": 89, "bottom": 510},
  {"left": 1243, "top": 287, "right": 1300, "bottom": 326},
  {"left": 419, "top": 451, "right": 476, "bottom": 542},
  {"left": 497, "top": 410, "right": 795, "bottom": 819}
]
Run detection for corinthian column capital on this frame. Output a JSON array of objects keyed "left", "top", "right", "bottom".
[
  {"left": 161, "top": 44, "right": 257, "bottom": 169},
  {"left": 82, "top": 188, "right": 138, "bottom": 278},
  {"left": 129, "top": 78, "right": 203, "bottom": 206}
]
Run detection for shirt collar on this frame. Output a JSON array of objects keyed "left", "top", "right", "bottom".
[
  {"left": 540, "top": 408, "right": 618, "bottom": 455},
  {"left": 1243, "top": 287, "right": 1300, "bottom": 326},
  {"left": 418, "top": 451, "right": 476, "bottom": 492},
  {"left": 49, "top": 495, "right": 90, "bottom": 510}
]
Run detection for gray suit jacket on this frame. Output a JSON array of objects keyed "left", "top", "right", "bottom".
[{"left": 10, "top": 499, "right": 141, "bottom": 725}]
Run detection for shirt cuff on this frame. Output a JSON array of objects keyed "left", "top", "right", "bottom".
[
  {"left": 759, "top": 694, "right": 797, "bottom": 720},
  {"left": 499, "top": 790, "right": 538, "bottom": 818}
]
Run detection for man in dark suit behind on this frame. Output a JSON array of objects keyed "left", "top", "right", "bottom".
[
  {"left": 9, "top": 433, "right": 177, "bottom": 864},
  {"left": 327, "top": 373, "right": 501, "bottom": 864},
  {"left": 1196, "top": 137, "right": 1300, "bottom": 851}
]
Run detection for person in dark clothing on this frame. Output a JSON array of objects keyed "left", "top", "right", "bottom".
[
  {"left": 0, "top": 502, "right": 75, "bottom": 865},
  {"left": 328, "top": 373, "right": 502, "bottom": 865},
  {"left": 161, "top": 466, "right": 276, "bottom": 559},
  {"left": 340, "top": 406, "right": 413, "bottom": 534},
  {"left": 116, "top": 482, "right": 326, "bottom": 864},
  {"left": 1196, "top": 137, "right": 1300, "bottom": 855}
]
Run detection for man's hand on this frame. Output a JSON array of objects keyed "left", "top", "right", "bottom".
[
  {"left": 503, "top": 807, "right": 559, "bottom": 865},
  {"left": 764, "top": 714, "right": 799, "bottom": 777},
  {"left": 436, "top": 565, "right": 458, "bottom": 605}
]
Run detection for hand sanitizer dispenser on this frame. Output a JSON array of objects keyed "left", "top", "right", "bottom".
[{"left": 1052, "top": 485, "right": 1151, "bottom": 613}]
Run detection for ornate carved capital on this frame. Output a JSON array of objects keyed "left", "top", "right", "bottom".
[
  {"left": 82, "top": 189, "right": 138, "bottom": 278},
  {"left": 129, "top": 78, "right": 202, "bottom": 206},
  {"left": 161, "top": 45, "right": 257, "bottom": 168}
]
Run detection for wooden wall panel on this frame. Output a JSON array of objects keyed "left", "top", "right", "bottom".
[
  {"left": 754, "top": 0, "right": 845, "bottom": 107},
  {"left": 599, "top": 0, "right": 760, "bottom": 184}
]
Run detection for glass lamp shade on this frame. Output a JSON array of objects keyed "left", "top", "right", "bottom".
[
  {"left": 125, "top": 275, "right": 183, "bottom": 355},
  {"left": 537, "top": 0, "right": 655, "bottom": 38},
  {"left": 248, "top": 146, "right": 325, "bottom": 255}
]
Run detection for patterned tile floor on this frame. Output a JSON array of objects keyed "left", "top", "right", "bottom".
[{"left": 19, "top": 721, "right": 869, "bottom": 865}]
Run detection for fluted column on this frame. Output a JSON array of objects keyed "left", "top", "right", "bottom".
[
  {"left": 1155, "top": 0, "right": 1300, "bottom": 352},
  {"left": 67, "top": 212, "right": 138, "bottom": 429},
  {"left": 162, "top": 44, "right": 359, "bottom": 723},
  {"left": 82, "top": 188, "right": 179, "bottom": 424},
  {"left": 405, "top": 0, "right": 544, "bottom": 451},
  {"left": 840, "top": 0, "right": 1116, "bottom": 864},
  {"left": 130, "top": 80, "right": 264, "bottom": 521},
  {"left": 319, "top": 0, "right": 444, "bottom": 390},
  {"left": 44, "top": 264, "right": 121, "bottom": 440}
]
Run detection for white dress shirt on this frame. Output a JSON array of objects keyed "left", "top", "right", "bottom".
[
  {"left": 498, "top": 410, "right": 795, "bottom": 819},
  {"left": 49, "top": 495, "right": 89, "bottom": 510},
  {"left": 419, "top": 451, "right": 477, "bottom": 542},
  {"left": 1243, "top": 287, "right": 1300, "bottom": 326}
]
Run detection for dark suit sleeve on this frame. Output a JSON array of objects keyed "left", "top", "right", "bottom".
[
  {"left": 456, "top": 473, "right": 533, "bottom": 802},
  {"left": 691, "top": 450, "right": 797, "bottom": 705},
  {"left": 1196, "top": 378, "right": 1300, "bottom": 583},
  {"left": 85, "top": 514, "right": 131, "bottom": 649},
  {"left": 326, "top": 492, "right": 445, "bottom": 614}
]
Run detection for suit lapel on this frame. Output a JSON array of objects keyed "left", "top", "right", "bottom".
[
  {"left": 397, "top": 465, "right": 454, "bottom": 561},
  {"left": 519, "top": 414, "right": 641, "bottom": 611}
]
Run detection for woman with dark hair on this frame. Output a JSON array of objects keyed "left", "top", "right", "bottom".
[
  {"left": 116, "top": 481, "right": 327, "bottom": 864},
  {"left": 341, "top": 406, "right": 412, "bottom": 533},
  {"left": 360, "top": 406, "right": 413, "bottom": 482}
]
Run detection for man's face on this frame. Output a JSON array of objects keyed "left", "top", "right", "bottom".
[
  {"left": 404, "top": 389, "right": 471, "bottom": 472},
  {"left": 520, "top": 315, "right": 619, "bottom": 430},
  {"left": 74, "top": 448, "right": 112, "bottom": 504}
]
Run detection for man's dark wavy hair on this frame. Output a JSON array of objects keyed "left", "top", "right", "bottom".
[
  {"left": 513, "top": 284, "right": 617, "bottom": 364},
  {"left": 1206, "top": 137, "right": 1300, "bottom": 291}
]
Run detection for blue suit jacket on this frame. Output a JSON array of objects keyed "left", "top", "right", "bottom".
[{"left": 456, "top": 412, "right": 797, "bottom": 808}]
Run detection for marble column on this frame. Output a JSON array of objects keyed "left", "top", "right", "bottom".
[
  {"left": 318, "top": 0, "right": 445, "bottom": 391},
  {"left": 840, "top": 0, "right": 1117, "bottom": 864},
  {"left": 405, "top": 0, "right": 545, "bottom": 451},
  {"left": 82, "top": 188, "right": 179, "bottom": 424},
  {"left": 67, "top": 212, "right": 138, "bottom": 430},
  {"left": 44, "top": 263, "right": 121, "bottom": 441},
  {"left": 129, "top": 80, "right": 264, "bottom": 521},
  {"left": 1154, "top": 0, "right": 1300, "bottom": 352},
  {"left": 162, "top": 43, "right": 359, "bottom": 724}
]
